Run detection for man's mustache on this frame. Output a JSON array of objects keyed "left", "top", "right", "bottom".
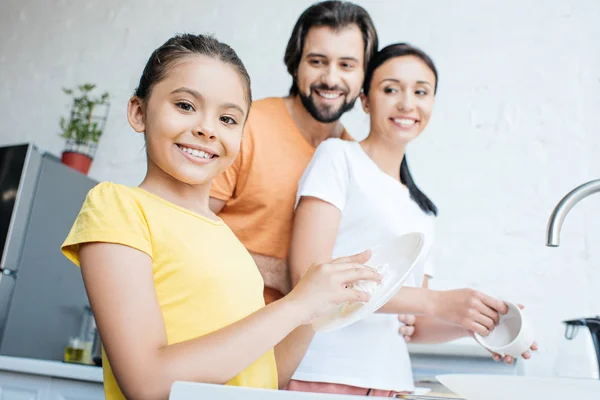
[{"left": 310, "top": 84, "right": 348, "bottom": 95}]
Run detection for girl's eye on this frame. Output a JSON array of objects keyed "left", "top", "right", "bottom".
[
  {"left": 309, "top": 59, "right": 323, "bottom": 66},
  {"left": 176, "top": 102, "right": 195, "bottom": 112},
  {"left": 416, "top": 90, "right": 428, "bottom": 96},
  {"left": 220, "top": 116, "right": 237, "bottom": 125},
  {"left": 384, "top": 87, "right": 398, "bottom": 94}
]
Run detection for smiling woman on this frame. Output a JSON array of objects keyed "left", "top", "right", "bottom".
[
  {"left": 360, "top": 43, "right": 439, "bottom": 215},
  {"left": 287, "top": 43, "right": 537, "bottom": 397}
]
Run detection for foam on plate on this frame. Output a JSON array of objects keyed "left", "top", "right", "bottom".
[
  {"left": 339, "top": 263, "right": 390, "bottom": 315},
  {"left": 352, "top": 263, "right": 390, "bottom": 294}
]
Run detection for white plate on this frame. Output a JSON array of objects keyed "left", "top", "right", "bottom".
[
  {"left": 436, "top": 374, "right": 600, "bottom": 400},
  {"left": 312, "top": 232, "right": 427, "bottom": 332}
]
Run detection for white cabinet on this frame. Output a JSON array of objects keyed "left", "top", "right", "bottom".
[
  {"left": 48, "top": 379, "right": 104, "bottom": 400},
  {"left": 0, "top": 372, "right": 103, "bottom": 400},
  {"left": 0, "top": 371, "right": 50, "bottom": 400}
]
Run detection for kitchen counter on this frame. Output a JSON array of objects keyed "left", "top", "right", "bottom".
[
  {"left": 0, "top": 356, "right": 464, "bottom": 398},
  {"left": 408, "top": 337, "right": 520, "bottom": 383},
  {"left": 0, "top": 340, "right": 498, "bottom": 390},
  {"left": 408, "top": 337, "right": 491, "bottom": 358},
  {"left": 0, "top": 355, "right": 103, "bottom": 382},
  {"left": 169, "top": 381, "right": 460, "bottom": 399}
]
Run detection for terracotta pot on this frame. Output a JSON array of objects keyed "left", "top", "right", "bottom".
[{"left": 61, "top": 151, "right": 92, "bottom": 175}]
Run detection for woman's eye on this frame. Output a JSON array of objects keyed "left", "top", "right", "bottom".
[
  {"left": 176, "top": 102, "right": 195, "bottom": 112},
  {"left": 220, "top": 116, "right": 237, "bottom": 125},
  {"left": 416, "top": 90, "right": 428, "bottom": 96},
  {"left": 384, "top": 87, "right": 398, "bottom": 94},
  {"left": 309, "top": 59, "right": 323, "bottom": 66}
]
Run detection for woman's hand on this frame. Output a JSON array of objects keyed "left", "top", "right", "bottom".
[
  {"left": 431, "top": 289, "right": 508, "bottom": 336},
  {"left": 479, "top": 304, "right": 539, "bottom": 365},
  {"left": 286, "top": 250, "right": 382, "bottom": 326},
  {"left": 488, "top": 341, "right": 539, "bottom": 364},
  {"left": 397, "top": 314, "right": 416, "bottom": 342}
]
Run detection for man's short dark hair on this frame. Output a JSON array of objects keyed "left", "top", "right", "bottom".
[{"left": 284, "top": 1, "right": 378, "bottom": 96}]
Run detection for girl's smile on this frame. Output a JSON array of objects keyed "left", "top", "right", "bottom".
[{"left": 176, "top": 143, "right": 219, "bottom": 164}]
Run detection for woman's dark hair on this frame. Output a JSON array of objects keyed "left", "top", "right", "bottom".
[
  {"left": 284, "top": 0, "right": 378, "bottom": 96},
  {"left": 363, "top": 43, "right": 438, "bottom": 216},
  {"left": 134, "top": 33, "right": 252, "bottom": 108}
]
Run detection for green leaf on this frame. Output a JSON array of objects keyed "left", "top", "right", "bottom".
[
  {"left": 59, "top": 83, "right": 109, "bottom": 145},
  {"left": 81, "top": 83, "right": 95, "bottom": 92}
]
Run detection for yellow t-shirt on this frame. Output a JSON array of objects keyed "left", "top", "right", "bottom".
[{"left": 61, "top": 182, "right": 278, "bottom": 400}]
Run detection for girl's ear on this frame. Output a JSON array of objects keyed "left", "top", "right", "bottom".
[
  {"left": 360, "top": 93, "right": 370, "bottom": 114},
  {"left": 127, "top": 96, "right": 146, "bottom": 133}
]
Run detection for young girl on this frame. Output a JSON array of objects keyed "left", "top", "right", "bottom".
[
  {"left": 288, "top": 43, "right": 538, "bottom": 397},
  {"left": 61, "top": 34, "right": 381, "bottom": 400}
]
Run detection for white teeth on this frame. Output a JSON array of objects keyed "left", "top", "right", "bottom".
[
  {"left": 179, "top": 145, "right": 212, "bottom": 159},
  {"left": 393, "top": 118, "right": 416, "bottom": 127},
  {"left": 317, "top": 90, "right": 341, "bottom": 99}
]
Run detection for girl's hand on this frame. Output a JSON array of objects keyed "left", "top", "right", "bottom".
[
  {"left": 286, "top": 250, "right": 382, "bottom": 325},
  {"left": 398, "top": 314, "right": 417, "bottom": 342},
  {"left": 432, "top": 289, "right": 508, "bottom": 336}
]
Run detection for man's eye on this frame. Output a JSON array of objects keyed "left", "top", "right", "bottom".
[
  {"left": 176, "top": 102, "right": 194, "bottom": 111},
  {"left": 220, "top": 116, "right": 237, "bottom": 125}
]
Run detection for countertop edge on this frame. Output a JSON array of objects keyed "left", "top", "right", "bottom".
[
  {"left": 0, "top": 342, "right": 489, "bottom": 384},
  {"left": 408, "top": 340, "right": 491, "bottom": 358},
  {"left": 0, "top": 356, "right": 103, "bottom": 382}
]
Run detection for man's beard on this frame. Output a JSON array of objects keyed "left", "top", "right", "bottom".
[{"left": 299, "top": 84, "right": 358, "bottom": 123}]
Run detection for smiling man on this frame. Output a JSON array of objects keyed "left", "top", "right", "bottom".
[{"left": 209, "top": 1, "right": 378, "bottom": 304}]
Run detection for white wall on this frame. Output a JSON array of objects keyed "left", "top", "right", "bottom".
[{"left": 1, "top": 0, "right": 599, "bottom": 379}]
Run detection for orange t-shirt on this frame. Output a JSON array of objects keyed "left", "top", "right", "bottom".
[{"left": 211, "top": 97, "right": 352, "bottom": 262}]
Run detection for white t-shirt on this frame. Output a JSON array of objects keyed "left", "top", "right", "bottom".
[{"left": 292, "top": 138, "right": 436, "bottom": 392}]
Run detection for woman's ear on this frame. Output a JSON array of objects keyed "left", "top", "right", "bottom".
[
  {"left": 127, "top": 96, "right": 146, "bottom": 133},
  {"left": 360, "top": 93, "right": 370, "bottom": 114}
]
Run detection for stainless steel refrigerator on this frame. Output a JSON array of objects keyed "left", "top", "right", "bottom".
[{"left": 0, "top": 143, "right": 98, "bottom": 361}]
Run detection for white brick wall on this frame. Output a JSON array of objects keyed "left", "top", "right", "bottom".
[{"left": 1, "top": 0, "right": 599, "bottom": 379}]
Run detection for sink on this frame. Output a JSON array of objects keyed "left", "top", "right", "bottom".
[{"left": 436, "top": 374, "right": 600, "bottom": 400}]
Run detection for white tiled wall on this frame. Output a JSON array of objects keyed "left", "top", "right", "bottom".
[{"left": 1, "top": 0, "right": 599, "bottom": 379}]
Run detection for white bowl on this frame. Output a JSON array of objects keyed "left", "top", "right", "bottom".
[
  {"left": 473, "top": 301, "right": 535, "bottom": 358},
  {"left": 312, "top": 232, "right": 428, "bottom": 332},
  {"left": 437, "top": 374, "right": 600, "bottom": 400}
]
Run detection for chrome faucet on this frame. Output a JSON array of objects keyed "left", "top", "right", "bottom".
[
  {"left": 547, "top": 179, "right": 600, "bottom": 378},
  {"left": 546, "top": 179, "right": 600, "bottom": 247}
]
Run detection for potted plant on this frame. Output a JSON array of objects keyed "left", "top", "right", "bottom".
[{"left": 59, "top": 83, "right": 109, "bottom": 175}]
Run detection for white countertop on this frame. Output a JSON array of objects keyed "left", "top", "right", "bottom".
[
  {"left": 0, "top": 340, "right": 486, "bottom": 386},
  {"left": 0, "top": 356, "right": 103, "bottom": 382},
  {"left": 408, "top": 337, "right": 491, "bottom": 358}
]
